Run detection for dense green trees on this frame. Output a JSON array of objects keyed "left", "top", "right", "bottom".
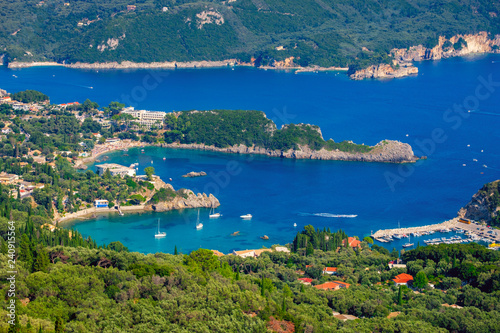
[
  {"left": 1, "top": 214, "right": 500, "bottom": 332},
  {"left": 164, "top": 110, "right": 372, "bottom": 153},
  {"left": 10, "top": 90, "right": 49, "bottom": 103},
  {"left": 2, "top": 0, "right": 500, "bottom": 68}
]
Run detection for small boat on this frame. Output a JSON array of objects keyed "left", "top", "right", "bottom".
[
  {"left": 209, "top": 204, "right": 221, "bottom": 218},
  {"left": 163, "top": 157, "right": 166, "bottom": 160},
  {"left": 293, "top": 223, "right": 297, "bottom": 227},
  {"left": 155, "top": 218, "right": 166, "bottom": 238},
  {"left": 169, "top": 178, "right": 172, "bottom": 181},
  {"left": 196, "top": 210, "right": 203, "bottom": 229},
  {"left": 240, "top": 214, "right": 252, "bottom": 219},
  {"left": 392, "top": 234, "right": 402, "bottom": 239},
  {"left": 151, "top": 160, "right": 153, "bottom": 164},
  {"left": 402, "top": 235, "right": 413, "bottom": 248}
]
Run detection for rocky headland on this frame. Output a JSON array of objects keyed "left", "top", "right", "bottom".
[
  {"left": 149, "top": 183, "right": 219, "bottom": 212},
  {"left": 163, "top": 140, "right": 419, "bottom": 163},
  {"left": 351, "top": 31, "right": 500, "bottom": 80},
  {"left": 458, "top": 180, "right": 500, "bottom": 224}
]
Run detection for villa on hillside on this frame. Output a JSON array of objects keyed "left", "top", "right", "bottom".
[
  {"left": 314, "top": 281, "right": 350, "bottom": 291},
  {"left": 343, "top": 237, "right": 362, "bottom": 248},
  {"left": 392, "top": 273, "right": 413, "bottom": 286},
  {"left": 96, "top": 163, "right": 136, "bottom": 177},
  {"left": 323, "top": 267, "right": 338, "bottom": 275},
  {"left": 232, "top": 249, "right": 272, "bottom": 258}
]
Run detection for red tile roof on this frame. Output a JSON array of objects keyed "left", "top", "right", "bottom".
[
  {"left": 344, "top": 237, "right": 362, "bottom": 248},
  {"left": 393, "top": 273, "right": 413, "bottom": 284},
  {"left": 314, "top": 281, "right": 350, "bottom": 290},
  {"left": 323, "top": 267, "right": 337, "bottom": 272},
  {"left": 298, "top": 278, "right": 313, "bottom": 283}
]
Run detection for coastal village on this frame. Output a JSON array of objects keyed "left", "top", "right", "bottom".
[{"left": 0, "top": 87, "right": 499, "bottom": 251}]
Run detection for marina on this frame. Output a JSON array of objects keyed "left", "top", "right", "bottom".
[{"left": 373, "top": 218, "right": 500, "bottom": 249}]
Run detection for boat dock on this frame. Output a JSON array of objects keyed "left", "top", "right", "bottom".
[
  {"left": 372, "top": 217, "right": 500, "bottom": 247},
  {"left": 372, "top": 218, "right": 459, "bottom": 239}
]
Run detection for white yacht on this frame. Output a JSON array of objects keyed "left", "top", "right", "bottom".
[
  {"left": 155, "top": 219, "right": 166, "bottom": 238},
  {"left": 240, "top": 214, "right": 252, "bottom": 220},
  {"left": 196, "top": 210, "right": 203, "bottom": 229},
  {"left": 209, "top": 205, "right": 221, "bottom": 218}
]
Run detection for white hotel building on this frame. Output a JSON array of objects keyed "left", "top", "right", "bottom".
[{"left": 121, "top": 107, "right": 166, "bottom": 128}]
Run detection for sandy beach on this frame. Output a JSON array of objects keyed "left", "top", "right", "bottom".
[
  {"left": 75, "top": 139, "right": 146, "bottom": 168},
  {"left": 57, "top": 204, "right": 149, "bottom": 225}
]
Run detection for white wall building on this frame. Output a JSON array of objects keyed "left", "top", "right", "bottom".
[
  {"left": 121, "top": 108, "right": 166, "bottom": 128},
  {"left": 95, "top": 163, "right": 136, "bottom": 177}
]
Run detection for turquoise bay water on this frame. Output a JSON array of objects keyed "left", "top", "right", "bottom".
[{"left": 1, "top": 55, "right": 499, "bottom": 253}]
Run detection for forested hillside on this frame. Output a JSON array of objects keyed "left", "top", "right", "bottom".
[{"left": 1, "top": 0, "right": 500, "bottom": 68}]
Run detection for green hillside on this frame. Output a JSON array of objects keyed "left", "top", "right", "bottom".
[{"left": 1, "top": 0, "right": 500, "bottom": 68}]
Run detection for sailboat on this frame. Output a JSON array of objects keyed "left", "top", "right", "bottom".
[
  {"left": 196, "top": 210, "right": 203, "bottom": 229},
  {"left": 403, "top": 234, "right": 414, "bottom": 248},
  {"left": 155, "top": 219, "right": 166, "bottom": 238},
  {"left": 209, "top": 204, "right": 221, "bottom": 218}
]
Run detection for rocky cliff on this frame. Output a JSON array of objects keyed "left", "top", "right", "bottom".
[
  {"left": 350, "top": 62, "right": 418, "bottom": 80},
  {"left": 148, "top": 183, "right": 220, "bottom": 212},
  {"left": 163, "top": 140, "right": 419, "bottom": 163},
  {"left": 458, "top": 180, "right": 500, "bottom": 224},
  {"left": 352, "top": 32, "right": 500, "bottom": 80}
]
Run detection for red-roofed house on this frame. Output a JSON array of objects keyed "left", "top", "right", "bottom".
[
  {"left": 393, "top": 273, "right": 413, "bottom": 286},
  {"left": 343, "top": 237, "right": 362, "bottom": 248},
  {"left": 323, "top": 267, "right": 337, "bottom": 275},
  {"left": 314, "top": 281, "right": 350, "bottom": 291},
  {"left": 305, "top": 264, "right": 313, "bottom": 268},
  {"left": 297, "top": 278, "right": 313, "bottom": 285}
]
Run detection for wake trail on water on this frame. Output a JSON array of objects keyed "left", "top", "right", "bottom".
[
  {"left": 468, "top": 110, "right": 500, "bottom": 117},
  {"left": 299, "top": 213, "right": 358, "bottom": 218}
]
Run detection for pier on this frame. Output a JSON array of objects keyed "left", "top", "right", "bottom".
[
  {"left": 372, "top": 217, "right": 500, "bottom": 247},
  {"left": 372, "top": 218, "right": 459, "bottom": 238}
]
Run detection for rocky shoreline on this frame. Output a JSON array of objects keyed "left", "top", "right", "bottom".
[
  {"left": 57, "top": 181, "right": 219, "bottom": 223},
  {"left": 6, "top": 59, "right": 347, "bottom": 72},
  {"left": 162, "top": 140, "right": 419, "bottom": 163},
  {"left": 351, "top": 31, "right": 500, "bottom": 80}
]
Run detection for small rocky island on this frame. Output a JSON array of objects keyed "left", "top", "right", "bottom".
[{"left": 182, "top": 171, "right": 207, "bottom": 178}]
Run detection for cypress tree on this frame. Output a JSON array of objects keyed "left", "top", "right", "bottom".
[
  {"left": 398, "top": 285, "right": 403, "bottom": 305},
  {"left": 174, "top": 245, "right": 178, "bottom": 255}
]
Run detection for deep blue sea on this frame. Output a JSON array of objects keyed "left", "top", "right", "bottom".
[{"left": 1, "top": 55, "right": 499, "bottom": 254}]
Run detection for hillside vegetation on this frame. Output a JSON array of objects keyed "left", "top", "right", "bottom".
[{"left": 1, "top": 0, "right": 500, "bottom": 68}]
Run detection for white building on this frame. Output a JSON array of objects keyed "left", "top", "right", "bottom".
[
  {"left": 95, "top": 163, "right": 136, "bottom": 177},
  {"left": 121, "top": 108, "right": 166, "bottom": 128}
]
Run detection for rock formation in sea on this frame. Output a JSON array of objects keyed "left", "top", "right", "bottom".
[
  {"left": 351, "top": 32, "right": 500, "bottom": 80},
  {"left": 182, "top": 171, "right": 207, "bottom": 178},
  {"left": 458, "top": 180, "right": 500, "bottom": 224},
  {"left": 164, "top": 140, "right": 419, "bottom": 164}
]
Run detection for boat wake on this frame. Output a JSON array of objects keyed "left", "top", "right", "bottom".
[{"left": 299, "top": 213, "right": 358, "bottom": 218}]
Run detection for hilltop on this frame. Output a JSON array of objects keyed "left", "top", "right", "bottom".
[
  {"left": 459, "top": 180, "right": 500, "bottom": 226},
  {"left": 1, "top": 0, "right": 500, "bottom": 73}
]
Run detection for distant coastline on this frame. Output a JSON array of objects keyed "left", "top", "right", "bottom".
[{"left": 5, "top": 59, "right": 348, "bottom": 72}]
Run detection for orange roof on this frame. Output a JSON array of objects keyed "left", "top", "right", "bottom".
[
  {"left": 298, "top": 278, "right": 313, "bottom": 283},
  {"left": 211, "top": 250, "right": 224, "bottom": 257},
  {"left": 323, "top": 267, "right": 337, "bottom": 272},
  {"left": 393, "top": 273, "right": 413, "bottom": 284},
  {"left": 305, "top": 264, "right": 313, "bottom": 268},
  {"left": 343, "top": 237, "right": 362, "bottom": 248},
  {"left": 314, "top": 281, "right": 350, "bottom": 290}
]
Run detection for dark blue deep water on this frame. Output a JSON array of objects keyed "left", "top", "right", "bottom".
[{"left": 1, "top": 54, "right": 499, "bottom": 254}]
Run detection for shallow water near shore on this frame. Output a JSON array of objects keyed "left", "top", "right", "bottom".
[{"left": 1, "top": 55, "right": 500, "bottom": 253}]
